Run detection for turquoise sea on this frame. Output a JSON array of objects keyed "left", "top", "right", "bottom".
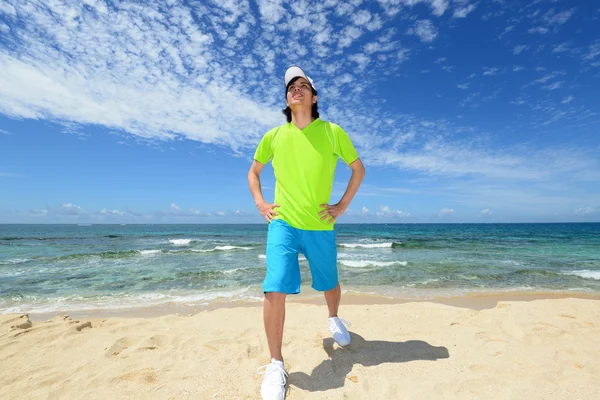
[{"left": 1, "top": 223, "right": 599, "bottom": 314}]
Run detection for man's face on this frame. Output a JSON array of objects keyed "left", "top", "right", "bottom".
[{"left": 286, "top": 77, "right": 317, "bottom": 108}]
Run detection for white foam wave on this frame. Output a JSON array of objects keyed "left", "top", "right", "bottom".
[
  {"left": 339, "top": 242, "right": 394, "bottom": 248},
  {"left": 190, "top": 246, "right": 253, "bottom": 253},
  {"left": 222, "top": 268, "right": 247, "bottom": 275},
  {"left": 562, "top": 270, "right": 600, "bottom": 280},
  {"left": 214, "top": 245, "right": 252, "bottom": 251},
  {"left": 170, "top": 239, "right": 193, "bottom": 246},
  {"left": 406, "top": 278, "right": 440, "bottom": 287},
  {"left": 258, "top": 254, "right": 266, "bottom": 259},
  {"left": 140, "top": 250, "right": 162, "bottom": 255},
  {"left": 0, "top": 258, "right": 31, "bottom": 265},
  {"left": 0, "top": 288, "right": 257, "bottom": 314},
  {"left": 340, "top": 260, "right": 407, "bottom": 268}
]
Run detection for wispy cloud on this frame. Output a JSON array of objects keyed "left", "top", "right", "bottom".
[
  {"left": 583, "top": 40, "right": 600, "bottom": 64},
  {"left": 543, "top": 81, "right": 564, "bottom": 90},
  {"left": 575, "top": 207, "right": 595, "bottom": 216},
  {"left": 543, "top": 8, "right": 576, "bottom": 26},
  {"left": 482, "top": 67, "right": 500, "bottom": 76},
  {"left": 0, "top": 172, "right": 22, "bottom": 177},
  {"left": 528, "top": 27, "right": 549, "bottom": 35},
  {"left": 407, "top": 20, "right": 438, "bottom": 43},
  {"left": 513, "top": 45, "right": 528, "bottom": 55},
  {"left": 453, "top": 1, "right": 477, "bottom": 19},
  {"left": 552, "top": 42, "right": 571, "bottom": 54},
  {"left": 438, "top": 207, "right": 454, "bottom": 217},
  {"left": 376, "top": 206, "right": 411, "bottom": 218}
]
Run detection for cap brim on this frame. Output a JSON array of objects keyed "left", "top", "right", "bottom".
[{"left": 284, "top": 66, "right": 316, "bottom": 90}]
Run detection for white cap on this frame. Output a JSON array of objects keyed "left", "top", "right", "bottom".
[{"left": 284, "top": 66, "right": 316, "bottom": 90}]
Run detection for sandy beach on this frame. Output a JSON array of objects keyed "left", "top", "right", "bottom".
[{"left": 1, "top": 295, "right": 599, "bottom": 400}]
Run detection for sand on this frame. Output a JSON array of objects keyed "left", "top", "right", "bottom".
[{"left": 1, "top": 297, "right": 599, "bottom": 399}]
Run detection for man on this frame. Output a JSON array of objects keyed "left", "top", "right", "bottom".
[{"left": 248, "top": 66, "right": 365, "bottom": 400}]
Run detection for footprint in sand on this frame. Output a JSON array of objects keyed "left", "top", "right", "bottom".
[
  {"left": 105, "top": 337, "right": 136, "bottom": 357},
  {"left": 113, "top": 367, "right": 158, "bottom": 384},
  {"left": 136, "top": 335, "right": 167, "bottom": 352}
]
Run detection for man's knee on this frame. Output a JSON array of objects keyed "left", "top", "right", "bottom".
[{"left": 264, "top": 291, "right": 287, "bottom": 303}]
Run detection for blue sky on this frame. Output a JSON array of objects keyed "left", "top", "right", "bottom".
[{"left": 0, "top": 0, "right": 599, "bottom": 224}]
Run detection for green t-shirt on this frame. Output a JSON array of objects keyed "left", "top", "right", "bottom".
[{"left": 254, "top": 118, "right": 359, "bottom": 231}]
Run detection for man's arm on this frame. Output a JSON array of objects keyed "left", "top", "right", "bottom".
[
  {"left": 248, "top": 160, "right": 280, "bottom": 222},
  {"left": 319, "top": 158, "right": 365, "bottom": 223}
]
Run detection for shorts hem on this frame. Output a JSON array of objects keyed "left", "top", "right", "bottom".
[
  {"left": 263, "top": 287, "right": 300, "bottom": 295},
  {"left": 311, "top": 281, "right": 338, "bottom": 292}
]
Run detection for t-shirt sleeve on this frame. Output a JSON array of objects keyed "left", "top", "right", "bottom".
[
  {"left": 333, "top": 123, "right": 359, "bottom": 165},
  {"left": 253, "top": 128, "right": 276, "bottom": 164}
]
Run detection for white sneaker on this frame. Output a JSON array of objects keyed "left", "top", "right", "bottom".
[
  {"left": 257, "top": 358, "right": 287, "bottom": 400},
  {"left": 328, "top": 316, "right": 351, "bottom": 347}
]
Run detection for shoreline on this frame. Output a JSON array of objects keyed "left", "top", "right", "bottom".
[{"left": 22, "top": 289, "right": 600, "bottom": 322}]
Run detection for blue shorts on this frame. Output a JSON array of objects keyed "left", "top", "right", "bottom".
[{"left": 263, "top": 219, "right": 338, "bottom": 294}]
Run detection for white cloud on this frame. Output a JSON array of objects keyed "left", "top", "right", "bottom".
[
  {"left": 528, "top": 27, "right": 549, "bottom": 34},
  {"left": 583, "top": 40, "right": 600, "bottom": 62},
  {"left": 217, "top": 211, "right": 226, "bottom": 216},
  {"left": 430, "top": 0, "right": 449, "bottom": 17},
  {"left": 511, "top": 96, "right": 526, "bottom": 105},
  {"left": 552, "top": 42, "right": 571, "bottom": 54},
  {"left": 513, "top": 45, "right": 528, "bottom": 55},
  {"left": 0, "top": 1, "right": 284, "bottom": 153},
  {"left": 28, "top": 209, "right": 49, "bottom": 217},
  {"left": 483, "top": 67, "right": 499, "bottom": 76},
  {"left": 513, "top": 65, "right": 525, "bottom": 72},
  {"left": 348, "top": 53, "right": 370, "bottom": 72},
  {"left": 351, "top": 9, "right": 372, "bottom": 26},
  {"left": 574, "top": 207, "right": 595, "bottom": 216},
  {"left": 361, "top": 206, "right": 369, "bottom": 214},
  {"left": 480, "top": 208, "right": 491, "bottom": 216},
  {"left": 453, "top": 3, "right": 477, "bottom": 19},
  {"left": 0, "top": 2, "right": 17, "bottom": 17},
  {"left": 457, "top": 83, "right": 469, "bottom": 90},
  {"left": 530, "top": 71, "right": 565, "bottom": 87},
  {"left": 0, "top": 128, "right": 12, "bottom": 134},
  {"left": 100, "top": 208, "right": 126, "bottom": 216},
  {"left": 438, "top": 207, "right": 454, "bottom": 217},
  {"left": 256, "top": 0, "right": 285, "bottom": 24},
  {"left": 376, "top": 206, "right": 410, "bottom": 217},
  {"left": 408, "top": 20, "right": 438, "bottom": 43},
  {"left": 57, "top": 203, "right": 86, "bottom": 215},
  {"left": 0, "top": 172, "right": 21, "bottom": 177},
  {"left": 170, "top": 203, "right": 182, "bottom": 211},
  {"left": 543, "top": 81, "right": 564, "bottom": 90},
  {"left": 338, "top": 26, "right": 364, "bottom": 48},
  {"left": 562, "top": 96, "right": 574, "bottom": 104},
  {"left": 543, "top": 8, "right": 575, "bottom": 26}
]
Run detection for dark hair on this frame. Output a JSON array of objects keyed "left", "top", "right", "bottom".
[{"left": 282, "top": 76, "right": 319, "bottom": 123}]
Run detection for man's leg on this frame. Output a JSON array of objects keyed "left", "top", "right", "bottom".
[
  {"left": 324, "top": 283, "right": 341, "bottom": 318},
  {"left": 264, "top": 292, "right": 286, "bottom": 361}
]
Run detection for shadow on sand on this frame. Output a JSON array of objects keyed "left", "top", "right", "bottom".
[{"left": 289, "top": 332, "right": 449, "bottom": 392}]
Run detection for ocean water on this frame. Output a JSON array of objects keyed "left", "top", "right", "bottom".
[{"left": 1, "top": 223, "right": 599, "bottom": 314}]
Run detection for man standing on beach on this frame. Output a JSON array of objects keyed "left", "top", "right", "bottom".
[{"left": 248, "top": 66, "right": 365, "bottom": 399}]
